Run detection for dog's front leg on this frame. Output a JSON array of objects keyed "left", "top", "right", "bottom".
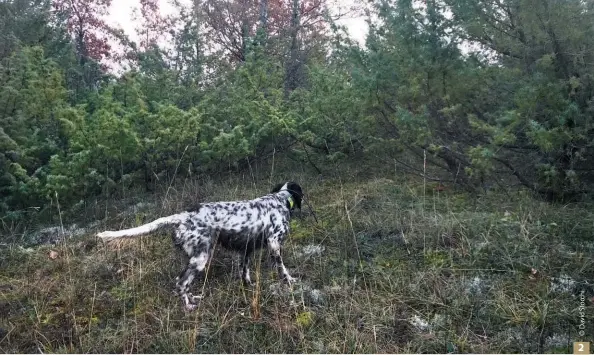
[
  {"left": 267, "top": 237, "right": 295, "bottom": 283},
  {"left": 240, "top": 250, "right": 254, "bottom": 286}
]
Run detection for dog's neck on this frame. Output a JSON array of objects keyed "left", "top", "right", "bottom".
[
  {"left": 275, "top": 190, "right": 295, "bottom": 209},
  {"left": 287, "top": 195, "right": 295, "bottom": 209}
]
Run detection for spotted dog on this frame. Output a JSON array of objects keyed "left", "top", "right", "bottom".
[{"left": 97, "top": 182, "right": 303, "bottom": 311}]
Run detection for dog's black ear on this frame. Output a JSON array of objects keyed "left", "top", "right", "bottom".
[
  {"left": 287, "top": 182, "right": 303, "bottom": 210},
  {"left": 271, "top": 183, "right": 284, "bottom": 193}
]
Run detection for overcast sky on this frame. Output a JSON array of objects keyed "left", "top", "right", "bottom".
[{"left": 105, "top": 0, "right": 369, "bottom": 45}]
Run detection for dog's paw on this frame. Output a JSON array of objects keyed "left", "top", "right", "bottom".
[
  {"left": 284, "top": 275, "right": 297, "bottom": 284},
  {"left": 184, "top": 303, "right": 197, "bottom": 312}
]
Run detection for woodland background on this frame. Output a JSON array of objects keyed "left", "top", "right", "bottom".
[{"left": 2, "top": 0, "right": 594, "bottom": 221}]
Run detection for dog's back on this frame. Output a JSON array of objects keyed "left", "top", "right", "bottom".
[{"left": 187, "top": 194, "right": 289, "bottom": 237}]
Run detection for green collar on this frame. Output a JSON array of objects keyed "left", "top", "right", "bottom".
[{"left": 287, "top": 196, "right": 294, "bottom": 209}]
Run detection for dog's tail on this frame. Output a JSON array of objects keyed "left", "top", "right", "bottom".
[{"left": 97, "top": 212, "right": 190, "bottom": 240}]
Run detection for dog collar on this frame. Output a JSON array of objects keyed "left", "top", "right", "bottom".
[{"left": 287, "top": 196, "right": 294, "bottom": 209}]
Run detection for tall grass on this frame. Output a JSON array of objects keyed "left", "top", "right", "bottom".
[{"left": 1, "top": 160, "right": 593, "bottom": 353}]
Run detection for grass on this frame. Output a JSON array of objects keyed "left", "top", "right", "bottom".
[{"left": 1, "top": 161, "right": 593, "bottom": 353}]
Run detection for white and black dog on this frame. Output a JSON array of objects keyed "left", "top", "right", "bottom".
[{"left": 97, "top": 182, "right": 303, "bottom": 311}]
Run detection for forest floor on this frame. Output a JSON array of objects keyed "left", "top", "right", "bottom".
[{"left": 1, "top": 163, "right": 593, "bottom": 353}]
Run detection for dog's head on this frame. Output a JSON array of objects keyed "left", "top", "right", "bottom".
[{"left": 271, "top": 181, "right": 303, "bottom": 210}]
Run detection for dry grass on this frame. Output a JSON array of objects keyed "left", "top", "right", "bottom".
[{"left": 1, "top": 162, "right": 593, "bottom": 353}]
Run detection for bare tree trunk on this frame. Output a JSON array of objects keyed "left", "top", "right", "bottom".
[
  {"left": 284, "top": 0, "right": 301, "bottom": 98},
  {"left": 237, "top": 0, "right": 249, "bottom": 61},
  {"left": 258, "top": 0, "right": 268, "bottom": 45}
]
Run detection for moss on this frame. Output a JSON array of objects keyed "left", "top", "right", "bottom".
[
  {"left": 424, "top": 250, "right": 450, "bottom": 268},
  {"left": 295, "top": 311, "right": 314, "bottom": 328}
]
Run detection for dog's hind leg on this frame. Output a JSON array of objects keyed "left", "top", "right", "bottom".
[{"left": 176, "top": 251, "right": 209, "bottom": 311}]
